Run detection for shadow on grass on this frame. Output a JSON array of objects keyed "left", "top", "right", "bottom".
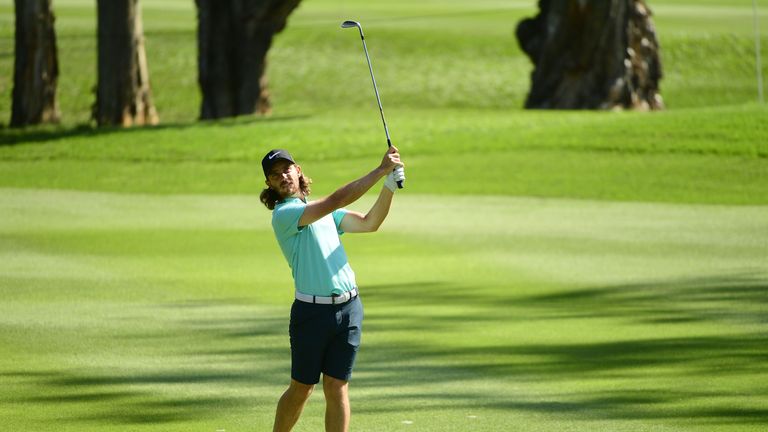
[
  {"left": 7, "top": 370, "right": 267, "bottom": 425},
  {"left": 356, "top": 387, "right": 768, "bottom": 424},
  {"left": 4, "top": 302, "right": 291, "bottom": 425},
  {"left": 353, "top": 273, "right": 768, "bottom": 425},
  {"left": 358, "top": 332, "right": 768, "bottom": 383},
  {"left": 363, "top": 272, "right": 768, "bottom": 325},
  {"left": 6, "top": 273, "right": 766, "bottom": 426},
  {"left": 514, "top": 272, "right": 768, "bottom": 325},
  {"left": 484, "top": 390, "right": 768, "bottom": 424},
  {"left": 0, "top": 114, "right": 312, "bottom": 148}
]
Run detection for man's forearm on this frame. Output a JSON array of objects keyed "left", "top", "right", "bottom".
[
  {"left": 360, "top": 186, "right": 394, "bottom": 231},
  {"left": 328, "top": 167, "right": 389, "bottom": 209}
]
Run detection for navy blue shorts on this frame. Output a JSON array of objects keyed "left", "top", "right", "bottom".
[{"left": 289, "top": 296, "right": 364, "bottom": 385}]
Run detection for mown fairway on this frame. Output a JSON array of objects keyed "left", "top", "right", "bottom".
[{"left": 0, "top": 1, "right": 767, "bottom": 431}]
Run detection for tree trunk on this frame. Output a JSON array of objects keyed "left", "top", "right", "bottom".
[
  {"left": 94, "top": 0, "right": 158, "bottom": 127},
  {"left": 11, "top": 0, "right": 60, "bottom": 127},
  {"left": 516, "top": 0, "right": 664, "bottom": 110},
  {"left": 196, "top": 0, "right": 301, "bottom": 120}
]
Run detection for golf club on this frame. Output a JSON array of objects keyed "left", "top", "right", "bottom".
[{"left": 341, "top": 20, "right": 404, "bottom": 189}]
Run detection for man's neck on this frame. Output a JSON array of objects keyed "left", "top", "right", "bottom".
[{"left": 281, "top": 193, "right": 306, "bottom": 202}]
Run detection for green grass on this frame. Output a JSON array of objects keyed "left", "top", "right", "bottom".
[
  {"left": 1, "top": 0, "right": 767, "bottom": 123},
  {"left": 1, "top": 0, "right": 767, "bottom": 431},
  {"left": 0, "top": 105, "right": 766, "bottom": 203},
  {"left": 1, "top": 190, "right": 767, "bottom": 431}
]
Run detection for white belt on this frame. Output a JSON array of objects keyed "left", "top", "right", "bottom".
[{"left": 295, "top": 288, "right": 358, "bottom": 305}]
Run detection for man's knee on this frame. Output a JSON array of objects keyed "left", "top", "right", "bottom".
[
  {"left": 322, "top": 374, "right": 349, "bottom": 399},
  {"left": 287, "top": 379, "right": 315, "bottom": 401}
]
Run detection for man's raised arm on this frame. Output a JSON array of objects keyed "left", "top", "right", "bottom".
[{"left": 298, "top": 146, "right": 404, "bottom": 227}]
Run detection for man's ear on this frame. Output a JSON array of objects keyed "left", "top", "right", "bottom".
[{"left": 295, "top": 164, "right": 302, "bottom": 175}]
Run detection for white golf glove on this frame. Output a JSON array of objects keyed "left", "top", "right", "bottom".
[{"left": 384, "top": 166, "right": 406, "bottom": 192}]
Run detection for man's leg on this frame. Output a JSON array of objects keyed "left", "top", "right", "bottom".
[
  {"left": 323, "top": 374, "right": 350, "bottom": 432},
  {"left": 273, "top": 379, "right": 314, "bottom": 432}
]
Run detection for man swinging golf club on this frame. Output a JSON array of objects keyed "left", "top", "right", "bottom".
[{"left": 261, "top": 147, "right": 405, "bottom": 432}]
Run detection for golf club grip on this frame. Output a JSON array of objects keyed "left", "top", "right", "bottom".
[
  {"left": 388, "top": 137, "right": 403, "bottom": 186},
  {"left": 388, "top": 138, "right": 403, "bottom": 188},
  {"left": 396, "top": 167, "right": 404, "bottom": 189}
]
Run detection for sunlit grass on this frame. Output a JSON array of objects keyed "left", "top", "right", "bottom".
[{"left": 0, "top": 1, "right": 767, "bottom": 431}]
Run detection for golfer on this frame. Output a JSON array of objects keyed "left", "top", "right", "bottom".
[{"left": 260, "top": 147, "right": 405, "bottom": 432}]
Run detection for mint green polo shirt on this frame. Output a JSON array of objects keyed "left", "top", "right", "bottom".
[{"left": 271, "top": 197, "right": 357, "bottom": 296}]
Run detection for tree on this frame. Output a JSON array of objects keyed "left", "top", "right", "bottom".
[
  {"left": 516, "top": 0, "right": 664, "bottom": 110},
  {"left": 93, "top": 0, "right": 158, "bottom": 127},
  {"left": 11, "top": 0, "right": 60, "bottom": 127},
  {"left": 195, "top": 0, "right": 302, "bottom": 120}
]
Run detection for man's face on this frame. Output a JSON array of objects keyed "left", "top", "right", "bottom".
[{"left": 266, "top": 159, "right": 301, "bottom": 198}]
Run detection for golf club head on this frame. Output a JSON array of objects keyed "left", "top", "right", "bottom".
[{"left": 341, "top": 20, "right": 364, "bottom": 38}]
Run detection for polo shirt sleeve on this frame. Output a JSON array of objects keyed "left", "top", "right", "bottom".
[
  {"left": 332, "top": 208, "right": 348, "bottom": 235},
  {"left": 272, "top": 202, "right": 306, "bottom": 237}
]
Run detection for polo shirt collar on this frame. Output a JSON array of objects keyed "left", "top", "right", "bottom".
[{"left": 278, "top": 196, "right": 306, "bottom": 205}]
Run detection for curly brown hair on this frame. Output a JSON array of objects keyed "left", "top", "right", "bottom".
[{"left": 260, "top": 172, "right": 313, "bottom": 210}]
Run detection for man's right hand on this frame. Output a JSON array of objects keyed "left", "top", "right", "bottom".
[{"left": 379, "top": 146, "right": 404, "bottom": 173}]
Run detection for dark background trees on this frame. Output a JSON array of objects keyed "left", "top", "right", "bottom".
[
  {"left": 517, "top": 0, "right": 664, "bottom": 110},
  {"left": 10, "top": 0, "right": 670, "bottom": 127},
  {"left": 93, "top": 0, "right": 158, "bottom": 127},
  {"left": 10, "top": 0, "right": 304, "bottom": 127},
  {"left": 195, "top": 0, "right": 302, "bottom": 120},
  {"left": 11, "top": 0, "right": 60, "bottom": 127}
]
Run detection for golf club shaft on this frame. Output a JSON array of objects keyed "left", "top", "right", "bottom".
[
  {"left": 351, "top": 25, "right": 403, "bottom": 189},
  {"left": 359, "top": 36, "right": 392, "bottom": 147}
]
